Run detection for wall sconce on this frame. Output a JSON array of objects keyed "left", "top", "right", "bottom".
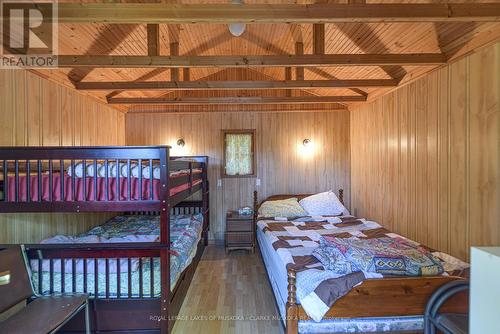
[
  {"left": 176, "top": 139, "right": 185, "bottom": 147},
  {"left": 298, "top": 138, "right": 316, "bottom": 159}
]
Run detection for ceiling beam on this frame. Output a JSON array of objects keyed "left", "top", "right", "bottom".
[
  {"left": 57, "top": 54, "right": 447, "bottom": 68},
  {"left": 51, "top": 4, "right": 500, "bottom": 24},
  {"left": 285, "top": 67, "right": 292, "bottom": 97},
  {"left": 128, "top": 108, "right": 348, "bottom": 115},
  {"left": 183, "top": 68, "right": 190, "bottom": 81},
  {"left": 295, "top": 42, "right": 304, "bottom": 80},
  {"left": 146, "top": 24, "right": 160, "bottom": 56},
  {"left": 107, "top": 96, "right": 367, "bottom": 105},
  {"left": 75, "top": 79, "right": 399, "bottom": 91},
  {"left": 313, "top": 24, "right": 325, "bottom": 55},
  {"left": 67, "top": 25, "right": 137, "bottom": 82},
  {"left": 170, "top": 42, "right": 179, "bottom": 81}
]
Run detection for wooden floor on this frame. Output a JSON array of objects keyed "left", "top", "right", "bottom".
[{"left": 172, "top": 246, "right": 284, "bottom": 334}]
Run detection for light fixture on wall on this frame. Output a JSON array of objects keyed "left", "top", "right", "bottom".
[
  {"left": 298, "top": 138, "right": 316, "bottom": 159},
  {"left": 177, "top": 139, "right": 185, "bottom": 147},
  {"left": 228, "top": 0, "right": 246, "bottom": 37}
]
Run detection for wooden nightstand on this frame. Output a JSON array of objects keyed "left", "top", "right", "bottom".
[{"left": 225, "top": 211, "right": 255, "bottom": 253}]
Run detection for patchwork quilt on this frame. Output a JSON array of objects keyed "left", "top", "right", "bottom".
[
  {"left": 257, "top": 215, "right": 469, "bottom": 322},
  {"left": 31, "top": 213, "right": 204, "bottom": 297},
  {"left": 313, "top": 236, "right": 444, "bottom": 277}
]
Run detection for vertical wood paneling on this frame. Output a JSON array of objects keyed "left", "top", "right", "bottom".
[
  {"left": 468, "top": 43, "right": 500, "bottom": 248},
  {"left": 448, "top": 58, "right": 468, "bottom": 260},
  {"left": 0, "top": 69, "right": 126, "bottom": 244},
  {"left": 126, "top": 111, "right": 350, "bottom": 241},
  {"left": 351, "top": 42, "right": 500, "bottom": 261}
]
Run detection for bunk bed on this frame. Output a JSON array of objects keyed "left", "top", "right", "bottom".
[
  {"left": 0, "top": 146, "right": 209, "bottom": 334},
  {"left": 253, "top": 190, "right": 468, "bottom": 334}
]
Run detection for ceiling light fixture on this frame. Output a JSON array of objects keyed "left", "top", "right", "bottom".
[{"left": 228, "top": 0, "right": 246, "bottom": 37}]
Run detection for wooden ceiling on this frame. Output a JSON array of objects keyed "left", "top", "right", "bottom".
[{"left": 31, "top": 1, "right": 500, "bottom": 113}]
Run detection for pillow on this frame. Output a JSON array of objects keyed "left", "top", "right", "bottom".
[
  {"left": 299, "top": 191, "right": 349, "bottom": 216},
  {"left": 258, "top": 198, "right": 307, "bottom": 218}
]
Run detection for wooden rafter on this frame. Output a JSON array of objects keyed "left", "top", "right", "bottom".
[
  {"left": 183, "top": 68, "right": 190, "bottom": 81},
  {"left": 309, "top": 21, "right": 368, "bottom": 97},
  {"left": 106, "top": 24, "right": 159, "bottom": 100},
  {"left": 57, "top": 54, "right": 447, "bottom": 68},
  {"left": 67, "top": 25, "right": 137, "bottom": 82},
  {"left": 74, "top": 79, "right": 399, "bottom": 91},
  {"left": 50, "top": 4, "right": 500, "bottom": 24},
  {"left": 285, "top": 68, "right": 292, "bottom": 97},
  {"left": 313, "top": 24, "right": 325, "bottom": 55},
  {"left": 306, "top": 68, "right": 368, "bottom": 97},
  {"left": 107, "top": 95, "right": 367, "bottom": 105},
  {"left": 295, "top": 42, "right": 304, "bottom": 81},
  {"left": 167, "top": 22, "right": 181, "bottom": 81},
  {"left": 170, "top": 42, "right": 180, "bottom": 81},
  {"left": 146, "top": 24, "right": 160, "bottom": 56},
  {"left": 106, "top": 32, "right": 232, "bottom": 100},
  {"left": 243, "top": 24, "right": 367, "bottom": 98},
  {"left": 128, "top": 107, "right": 348, "bottom": 114}
]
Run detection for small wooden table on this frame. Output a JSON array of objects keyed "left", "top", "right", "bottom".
[{"left": 225, "top": 211, "right": 255, "bottom": 253}]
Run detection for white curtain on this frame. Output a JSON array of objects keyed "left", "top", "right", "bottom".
[{"left": 225, "top": 133, "right": 253, "bottom": 176}]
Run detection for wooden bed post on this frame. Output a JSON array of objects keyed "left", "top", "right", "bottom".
[
  {"left": 286, "top": 268, "right": 299, "bottom": 334},
  {"left": 202, "top": 159, "right": 209, "bottom": 246},
  {"left": 253, "top": 190, "right": 258, "bottom": 223},
  {"left": 159, "top": 147, "right": 170, "bottom": 334}
]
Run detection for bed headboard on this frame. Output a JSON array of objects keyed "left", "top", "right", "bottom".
[{"left": 253, "top": 189, "right": 344, "bottom": 220}]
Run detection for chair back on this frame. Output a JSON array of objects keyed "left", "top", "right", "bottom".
[{"left": 0, "top": 246, "right": 33, "bottom": 313}]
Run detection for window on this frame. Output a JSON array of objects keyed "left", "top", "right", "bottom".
[{"left": 222, "top": 129, "right": 256, "bottom": 178}]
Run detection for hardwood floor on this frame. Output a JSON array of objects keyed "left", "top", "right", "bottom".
[{"left": 172, "top": 246, "right": 284, "bottom": 334}]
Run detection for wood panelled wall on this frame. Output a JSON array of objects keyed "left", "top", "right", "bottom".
[
  {"left": 0, "top": 69, "right": 126, "bottom": 243},
  {"left": 126, "top": 111, "right": 350, "bottom": 241},
  {"left": 351, "top": 42, "right": 499, "bottom": 261}
]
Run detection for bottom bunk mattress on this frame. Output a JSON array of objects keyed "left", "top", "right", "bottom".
[
  {"left": 30, "top": 213, "right": 204, "bottom": 298},
  {"left": 256, "top": 216, "right": 469, "bottom": 333}
]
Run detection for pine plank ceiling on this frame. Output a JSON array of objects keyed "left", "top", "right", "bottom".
[{"left": 31, "top": 0, "right": 500, "bottom": 113}]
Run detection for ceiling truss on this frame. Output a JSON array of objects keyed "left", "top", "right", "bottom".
[{"left": 45, "top": 2, "right": 500, "bottom": 110}]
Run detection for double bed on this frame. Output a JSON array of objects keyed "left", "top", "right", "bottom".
[{"left": 254, "top": 191, "right": 468, "bottom": 334}]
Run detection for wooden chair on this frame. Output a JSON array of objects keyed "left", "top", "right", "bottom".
[{"left": 0, "top": 246, "right": 90, "bottom": 334}]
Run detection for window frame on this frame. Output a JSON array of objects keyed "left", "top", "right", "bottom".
[{"left": 222, "top": 129, "right": 256, "bottom": 178}]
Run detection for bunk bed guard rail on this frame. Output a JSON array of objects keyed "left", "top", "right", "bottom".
[{"left": 0, "top": 145, "right": 204, "bottom": 212}]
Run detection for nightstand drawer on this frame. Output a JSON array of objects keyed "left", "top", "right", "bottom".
[
  {"left": 225, "top": 232, "right": 253, "bottom": 245},
  {"left": 226, "top": 219, "right": 253, "bottom": 232}
]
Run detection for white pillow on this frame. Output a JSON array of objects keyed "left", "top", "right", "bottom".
[{"left": 299, "top": 191, "right": 349, "bottom": 216}]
